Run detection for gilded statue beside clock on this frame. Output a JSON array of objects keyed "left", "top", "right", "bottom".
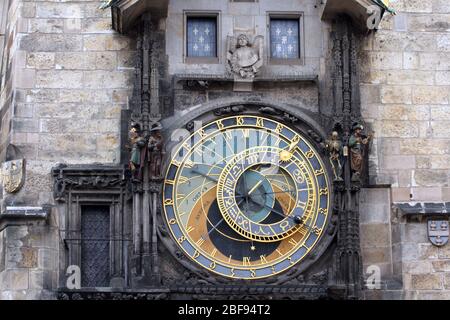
[{"left": 163, "top": 115, "right": 330, "bottom": 280}]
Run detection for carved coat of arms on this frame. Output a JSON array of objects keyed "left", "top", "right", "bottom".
[
  {"left": 226, "top": 34, "right": 264, "bottom": 79},
  {"left": 428, "top": 219, "right": 449, "bottom": 247},
  {"left": 1, "top": 159, "right": 25, "bottom": 193}
]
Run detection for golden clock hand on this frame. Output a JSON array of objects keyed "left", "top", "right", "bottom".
[{"left": 248, "top": 180, "right": 263, "bottom": 195}]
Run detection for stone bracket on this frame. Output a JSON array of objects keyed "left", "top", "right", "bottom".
[{"left": 0, "top": 206, "right": 50, "bottom": 231}]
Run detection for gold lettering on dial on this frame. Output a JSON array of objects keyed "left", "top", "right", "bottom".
[{"left": 242, "top": 257, "right": 251, "bottom": 267}]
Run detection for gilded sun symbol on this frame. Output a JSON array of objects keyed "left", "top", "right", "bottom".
[{"left": 279, "top": 150, "right": 293, "bottom": 162}]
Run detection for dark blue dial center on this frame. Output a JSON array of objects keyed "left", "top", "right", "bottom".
[{"left": 235, "top": 169, "right": 275, "bottom": 224}]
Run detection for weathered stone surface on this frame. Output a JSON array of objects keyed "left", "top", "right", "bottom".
[
  {"left": 27, "top": 52, "right": 55, "bottom": 69},
  {"left": 1, "top": 270, "right": 29, "bottom": 290},
  {"left": 412, "top": 86, "right": 449, "bottom": 104},
  {"left": 360, "top": 224, "right": 391, "bottom": 248},
  {"left": 36, "top": 71, "right": 83, "bottom": 89},
  {"left": 404, "top": 261, "right": 434, "bottom": 274},
  {"left": 411, "top": 274, "right": 443, "bottom": 290},
  {"left": 20, "top": 34, "right": 82, "bottom": 52},
  {"left": 380, "top": 86, "right": 412, "bottom": 104},
  {"left": 380, "top": 121, "right": 419, "bottom": 138}
]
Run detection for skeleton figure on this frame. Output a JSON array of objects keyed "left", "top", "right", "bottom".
[
  {"left": 227, "top": 34, "right": 264, "bottom": 79},
  {"left": 324, "top": 131, "right": 343, "bottom": 181}
]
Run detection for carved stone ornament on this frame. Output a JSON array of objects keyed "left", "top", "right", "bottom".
[
  {"left": 1, "top": 159, "right": 25, "bottom": 193},
  {"left": 226, "top": 34, "right": 264, "bottom": 79},
  {"left": 428, "top": 219, "right": 449, "bottom": 247}
]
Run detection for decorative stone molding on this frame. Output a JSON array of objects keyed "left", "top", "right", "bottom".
[
  {"left": 320, "top": 0, "right": 389, "bottom": 31},
  {"left": 110, "top": 0, "right": 169, "bottom": 33}
]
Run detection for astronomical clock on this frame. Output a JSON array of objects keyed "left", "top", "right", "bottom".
[{"left": 162, "top": 114, "right": 331, "bottom": 281}]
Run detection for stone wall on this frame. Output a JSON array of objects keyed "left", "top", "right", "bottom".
[
  {"left": 0, "top": 0, "right": 136, "bottom": 210},
  {"left": 0, "top": 0, "right": 136, "bottom": 299},
  {"left": 360, "top": 0, "right": 450, "bottom": 299}
]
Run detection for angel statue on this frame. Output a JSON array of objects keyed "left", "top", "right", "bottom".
[{"left": 227, "top": 34, "right": 264, "bottom": 79}]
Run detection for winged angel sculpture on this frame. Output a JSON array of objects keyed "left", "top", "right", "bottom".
[{"left": 227, "top": 34, "right": 264, "bottom": 79}]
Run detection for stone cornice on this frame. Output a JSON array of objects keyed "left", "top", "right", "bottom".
[
  {"left": 320, "top": 0, "right": 386, "bottom": 31},
  {"left": 111, "top": 0, "right": 168, "bottom": 33}
]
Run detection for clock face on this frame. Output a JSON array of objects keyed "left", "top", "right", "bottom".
[{"left": 163, "top": 115, "right": 330, "bottom": 280}]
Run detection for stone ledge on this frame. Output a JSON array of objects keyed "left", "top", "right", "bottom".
[
  {"left": 395, "top": 202, "right": 450, "bottom": 217},
  {"left": 0, "top": 206, "right": 49, "bottom": 231}
]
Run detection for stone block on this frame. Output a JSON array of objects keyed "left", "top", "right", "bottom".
[
  {"left": 360, "top": 223, "right": 391, "bottom": 248},
  {"left": 38, "top": 248, "right": 56, "bottom": 270},
  {"left": 36, "top": 70, "right": 83, "bottom": 89},
  {"left": 82, "top": 18, "right": 113, "bottom": 33},
  {"left": 403, "top": 261, "right": 433, "bottom": 274},
  {"left": 402, "top": 222, "right": 427, "bottom": 243},
  {"left": 55, "top": 52, "right": 94, "bottom": 70},
  {"left": 21, "top": 2, "right": 36, "bottom": 18},
  {"left": 360, "top": 85, "right": 381, "bottom": 104},
  {"left": 12, "top": 119, "right": 39, "bottom": 133},
  {"left": 368, "top": 51, "right": 403, "bottom": 70},
  {"left": 391, "top": 187, "right": 412, "bottom": 202},
  {"left": 401, "top": 243, "right": 420, "bottom": 262},
  {"left": 419, "top": 52, "right": 450, "bottom": 70},
  {"left": 83, "top": 70, "right": 133, "bottom": 89},
  {"left": 64, "top": 18, "right": 82, "bottom": 33},
  {"left": 36, "top": 3, "right": 83, "bottom": 19},
  {"left": 361, "top": 247, "right": 392, "bottom": 265},
  {"left": 418, "top": 243, "right": 440, "bottom": 260},
  {"left": 380, "top": 121, "right": 419, "bottom": 138},
  {"left": 83, "top": 34, "right": 134, "bottom": 51},
  {"left": 399, "top": 138, "right": 450, "bottom": 155},
  {"left": 411, "top": 187, "right": 443, "bottom": 201},
  {"left": 26, "top": 89, "right": 59, "bottom": 103},
  {"left": 380, "top": 86, "right": 412, "bottom": 104},
  {"left": 416, "top": 290, "right": 450, "bottom": 300},
  {"left": 403, "top": 52, "right": 419, "bottom": 69},
  {"left": 446, "top": 274, "right": 450, "bottom": 289},
  {"left": 431, "top": 121, "right": 450, "bottom": 138},
  {"left": 383, "top": 155, "right": 415, "bottom": 170},
  {"left": 411, "top": 274, "right": 443, "bottom": 290},
  {"left": 433, "top": 0, "right": 450, "bottom": 13},
  {"left": 414, "top": 170, "right": 448, "bottom": 187},
  {"left": 437, "top": 34, "right": 450, "bottom": 51},
  {"left": 20, "top": 34, "right": 82, "bottom": 52},
  {"left": 27, "top": 52, "right": 55, "bottom": 69},
  {"left": 432, "top": 260, "right": 450, "bottom": 272},
  {"left": 59, "top": 89, "right": 111, "bottom": 103},
  {"left": 13, "top": 68, "right": 36, "bottom": 89},
  {"left": 404, "top": 0, "right": 433, "bottom": 13},
  {"left": 436, "top": 71, "right": 450, "bottom": 85},
  {"left": 407, "top": 14, "right": 450, "bottom": 32},
  {"left": 29, "top": 18, "right": 64, "bottom": 33},
  {"left": 386, "top": 71, "right": 435, "bottom": 85},
  {"left": 413, "top": 86, "right": 449, "bottom": 104},
  {"left": 2, "top": 270, "right": 29, "bottom": 290}
]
